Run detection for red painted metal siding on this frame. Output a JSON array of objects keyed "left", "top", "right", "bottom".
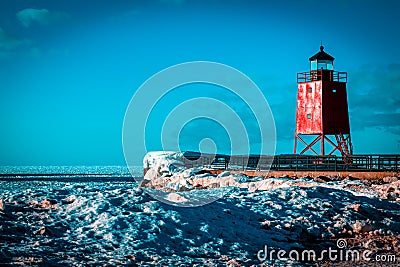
[
  {"left": 322, "top": 81, "right": 350, "bottom": 134},
  {"left": 295, "top": 80, "right": 350, "bottom": 135},
  {"left": 295, "top": 81, "right": 323, "bottom": 134}
]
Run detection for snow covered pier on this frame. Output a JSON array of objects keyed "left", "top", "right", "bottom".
[
  {"left": 141, "top": 151, "right": 400, "bottom": 205},
  {"left": 143, "top": 151, "right": 399, "bottom": 180}
]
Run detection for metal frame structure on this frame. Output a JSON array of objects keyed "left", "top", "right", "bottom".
[{"left": 294, "top": 133, "right": 353, "bottom": 157}]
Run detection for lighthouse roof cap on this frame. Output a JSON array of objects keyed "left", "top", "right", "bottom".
[{"left": 309, "top": 45, "right": 335, "bottom": 61}]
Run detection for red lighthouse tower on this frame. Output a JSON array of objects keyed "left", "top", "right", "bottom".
[{"left": 294, "top": 45, "right": 353, "bottom": 157}]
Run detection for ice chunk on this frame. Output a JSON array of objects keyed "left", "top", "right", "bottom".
[
  {"left": 166, "top": 193, "right": 188, "bottom": 203},
  {"left": 143, "top": 151, "right": 185, "bottom": 178}
]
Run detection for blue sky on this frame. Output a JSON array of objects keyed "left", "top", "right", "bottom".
[{"left": 0, "top": 0, "right": 399, "bottom": 165}]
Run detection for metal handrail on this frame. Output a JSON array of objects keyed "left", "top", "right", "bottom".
[
  {"left": 182, "top": 153, "right": 400, "bottom": 172},
  {"left": 297, "top": 70, "right": 347, "bottom": 83}
]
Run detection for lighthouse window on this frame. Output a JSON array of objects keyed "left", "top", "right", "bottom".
[
  {"left": 308, "top": 88, "right": 312, "bottom": 93},
  {"left": 332, "top": 89, "right": 337, "bottom": 93},
  {"left": 307, "top": 114, "right": 311, "bottom": 119}
]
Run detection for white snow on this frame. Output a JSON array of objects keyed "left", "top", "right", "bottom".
[{"left": 0, "top": 159, "right": 399, "bottom": 266}]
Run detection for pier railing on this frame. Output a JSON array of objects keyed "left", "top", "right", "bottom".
[{"left": 181, "top": 153, "right": 399, "bottom": 172}]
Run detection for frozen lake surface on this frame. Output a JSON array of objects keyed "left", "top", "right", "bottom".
[{"left": 1, "top": 166, "right": 399, "bottom": 266}]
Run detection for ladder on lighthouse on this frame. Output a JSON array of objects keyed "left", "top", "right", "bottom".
[{"left": 335, "top": 133, "right": 353, "bottom": 163}]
